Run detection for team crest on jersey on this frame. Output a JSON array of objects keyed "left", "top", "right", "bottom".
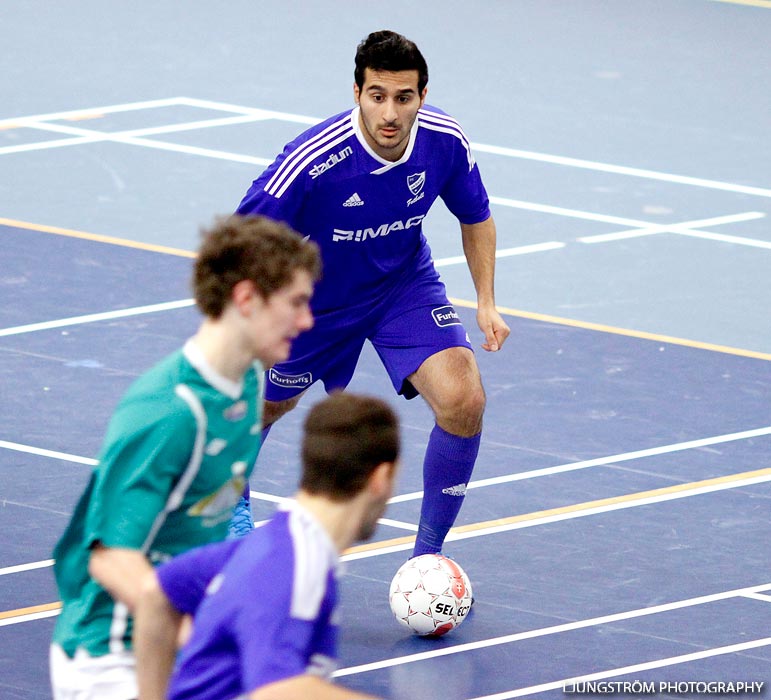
[
  {"left": 205, "top": 438, "right": 227, "bottom": 456},
  {"left": 269, "top": 368, "right": 313, "bottom": 388},
  {"left": 223, "top": 400, "right": 248, "bottom": 421},
  {"left": 407, "top": 171, "right": 426, "bottom": 206},
  {"left": 187, "top": 477, "right": 244, "bottom": 521},
  {"left": 431, "top": 305, "right": 462, "bottom": 327}
]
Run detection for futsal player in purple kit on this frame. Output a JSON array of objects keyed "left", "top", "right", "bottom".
[
  {"left": 134, "top": 392, "right": 399, "bottom": 700},
  {"left": 231, "top": 30, "right": 510, "bottom": 559}
]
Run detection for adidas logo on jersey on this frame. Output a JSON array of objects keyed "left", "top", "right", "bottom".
[
  {"left": 442, "top": 483, "right": 467, "bottom": 497},
  {"left": 343, "top": 193, "right": 364, "bottom": 207}
]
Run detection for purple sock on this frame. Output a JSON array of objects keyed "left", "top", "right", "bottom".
[{"left": 412, "top": 425, "right": 480, "bottom": 557}]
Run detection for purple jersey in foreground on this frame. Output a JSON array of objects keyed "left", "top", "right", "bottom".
[{"left": 159, "top": 502, "right": 339, "bottom": 700}]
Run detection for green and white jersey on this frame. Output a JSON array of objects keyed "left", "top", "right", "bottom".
[{"left": 52, "top": 339, "right": 264, "bottom": 658}]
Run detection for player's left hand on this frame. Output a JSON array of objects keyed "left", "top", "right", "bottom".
[{"left": 477, "top": 305, "right": 510, "bottom": 352}]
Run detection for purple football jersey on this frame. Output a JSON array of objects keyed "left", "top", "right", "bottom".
[
  {"left": 237, "top": 105, "right": 490, "bottom": 314},
  {"left": 163, "top": 502, "right": 339, "bottom": 700}
]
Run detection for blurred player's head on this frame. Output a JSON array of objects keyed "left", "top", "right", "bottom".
[
  {"left": 301, "top": 392, "right": 400, "bottom": 540},
  {"left": 193, "top": 215, "right": 321, "bottom": 366},
  {"left": 194, "top": 215, "right": 320, "bottom": 317},
  {"left": 354, "top": 30, "right": 428, "bottom": 93},
  {"left": 353, "top": 31, "right": 428, "bottom": 162}
]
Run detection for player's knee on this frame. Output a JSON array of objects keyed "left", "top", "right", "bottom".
[
  {"left": 459, "top": 382, "right": 486, "bottom": 428},
  {"left": 436, "top": 382, "right": 486, "bottom": 435}
]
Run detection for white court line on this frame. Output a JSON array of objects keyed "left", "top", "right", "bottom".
[
  {"left": 249, "top": 489, "right": 417, "bottom": 532},
  {"left": 4, "top": 100, "right": 769, "bottom": 249},
  {"left": 0, "top": 609, "right": 61, "bottom": 627},
  {"left": 3, "top": 112, "right": 270, "bottom": 140},
  {"left": 743, "top": 592, "right": 771, "bottom": 604},
  {"left": 489, "top": 195, "right": 651, "bottom": 227},
  {"left": 334, "top": 581, "right": 771, "bottom": 678},
  {"left": 445, "top": 468, "right": 771, "bottom": 543},
  {"left": 1, "top": 425, "right": 768, "bottom": 506},
  {"left": 0, "top": 440, "right": 96, "bottom": 466},
  {"left": 2, "top": 97, "right": 769, "bottom": 197},
  {"left": 467, "top": 637, "right": 771, "bottom": 699},
  {"left": 0, "top": 299, "right": 195, "bottom": 337},
  {"left": 388, "top": 425, "right": 771, "bottom": 504},
  {"left": 376, "top": 518, "right": 419, "bottom": 532},
  {"left": 2, "top": 119, "right": 273, "bottom": 166},
  {"left": 175, "top": 96, "right": 321, "bottom": 126},
  {"left": 491, "top": 197, "right": 771, "bottom": 250},
  {"left": 344, "top": 464, "right": 771, "bottom": 561},
  {"left": 250, "top": 490, "right": 289, "bottom": 505},
  {"left": 113, "top": 136, "right": 273, "bottom": 167},
  {"left": 435, "top": 241, "right": 565, "bottom": 266},
  {"left": 0, "top": 559, "right": 55, "bottom": 577},
  {"left": 474, "top": 143, "right": 771, "bottom": 198},
  {"left": 143, "top": 97, "right": 771, "bottom": 198},
  {"left": 0, "top": 97, "right": 186, "bottom": 126},
  {"left": 580, "top": 211, "right": 768, "bottom": 246},
  {"left": 674, "top": 227, "right": 771, "bottom": 249},
  {"left": 5, "top": 442, "right": 771, "bottom": 600},
  {"left": 3, "top": 427, "right": 769, "bottom": 574},
  {"left": 0, "top": 135, "right": 107, "bottom": 156}
]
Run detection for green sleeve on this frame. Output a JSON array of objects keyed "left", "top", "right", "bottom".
[{"left": 85, "top": 396, "right": 197, "bottom": 551}]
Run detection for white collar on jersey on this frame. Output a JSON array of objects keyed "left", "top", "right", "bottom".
[
  {"left": 279, "top": 499, "right": 341, "bottom": 572},
  {"left": 183, "top": 338, "right": 244, "bottom": 399},
  {"left": 351, "top": 106, "right": 419, "bottom": 175}
]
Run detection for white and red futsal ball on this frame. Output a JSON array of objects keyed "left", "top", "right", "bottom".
[{"left": 389, "top": 554, "right": 473, "bottom": 636}]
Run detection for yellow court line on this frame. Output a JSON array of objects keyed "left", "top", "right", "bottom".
[
  {"left": 0, "top": 601, "right": 61, "bottom": 621},
  {"left": 63, "top": 113, "right": 106, "bottom": 122},
  {"left": 3, "top": 466, "right": 771, "bottom": 623},
  {"left": 451, "top": 466, "right": 771, "bottom": 535},
  {"left": 344, "top": 466, "right": 771, "bottom": 555},
  {"left": 2, "top": 216, "right": 769, "bottom": 361},
  {"left": 0, "top": 217, "right": 195, "bottom": 258},
  {"left": 450, "top": 298, "right": 771, "bottom": 362},
  {"left": 709, "top": 0, "right": 771, "bottom": 8}
]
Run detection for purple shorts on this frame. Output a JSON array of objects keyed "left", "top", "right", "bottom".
[{"left": 265, "top": 271, "right": 472, "bottom": 401}]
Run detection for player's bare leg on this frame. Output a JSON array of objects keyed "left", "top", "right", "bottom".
[
  {"left": 263, "top": 394, "right": 304, "bottom": 428},
  {"left": 408, "top": 346, "right": 485, "bottom": 556},
  {"left": 229, "top": 393, "right": 305, "bottom": 538}
]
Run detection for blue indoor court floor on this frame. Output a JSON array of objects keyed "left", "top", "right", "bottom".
[{"left": 2, "top": 1, "right": 770, "bottom": 698}]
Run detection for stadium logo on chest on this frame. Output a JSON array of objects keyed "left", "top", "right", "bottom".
[
  {"left": 407, "top": 171, "right": 426, "bottom": 206},
  {"left": 309, "top": 146, "right": 353, "bottom": 179}
]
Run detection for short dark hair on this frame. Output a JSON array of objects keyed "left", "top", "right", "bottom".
[
  {"left": 354, "top": 30, "right": 428, "bottom": 93},
  {"left": 193, "top": 215, "right": 321, "bottom": 318},
  {"left": 301, "top": 392, "right": 400, "bottom": 500}
]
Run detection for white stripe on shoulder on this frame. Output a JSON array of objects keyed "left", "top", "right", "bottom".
[
  {"left": 287, "top": 508, "right": 333, "bottom": 621},
  {"left": 166, "top": 385, "right": 208, "bottom": 513},
  {"left": 265, "top": 115, "right": 355, "bottom": 197},
  {"left": 110, "top": 384, "right": 207, "bottom": 653},
  {"left": 139, "top": 384, "right": 208, "bottom": 554},
  {"left": 274, "top": 126, "right": 355, "bottom": 199},
  {"left": 418, "top": 110, "right": 475, "bottom": 170},
  {"left": 265, "top": 115, "right": 351, "bottom": 193},
  {"left": 418, "top": 109, "right": 473, "bottom": 150},
  {"left": 418, "top": 108, "right": 465, "bottom": 132}
]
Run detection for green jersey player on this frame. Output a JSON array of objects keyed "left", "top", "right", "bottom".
[{"left": 50, "top": 215, "right": 320, "bottom": 700}]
